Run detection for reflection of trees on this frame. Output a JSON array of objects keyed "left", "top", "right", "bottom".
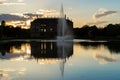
[
  {"left": 0, "top": 41, "right": 28, "bottom": 56},
  {"left": 0, "top": 41, "right": 73, "bottom": 59},
  {"left": 0, "top": 41, "right": 73, "bottom": 79},
  {"left": 79, "top": 42, "right": 103, "bottom": 49},
  {"left": 0, "top": 42, "right": 11, "bottom": 56},
  {"left": 79, "top": 41, "right": 120, "bottom": 54},
  {"left": 104, "top": 42, "right": 120, "bottom": 54}
]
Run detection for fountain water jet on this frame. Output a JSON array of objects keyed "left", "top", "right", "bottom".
[
  {"left": 56, "top": 4, "right": 73, "bottom": 79},
  {"left": 57, "top": 4, "right": 73, "bottom": 41}
]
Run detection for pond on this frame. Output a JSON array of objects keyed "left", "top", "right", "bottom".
[{"left": 0, "top": 39, "right": 120, "bottom": 80}]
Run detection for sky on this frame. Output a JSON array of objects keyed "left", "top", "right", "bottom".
[{"left": 0, "top": 0, "right": 120, "bottom": 28}]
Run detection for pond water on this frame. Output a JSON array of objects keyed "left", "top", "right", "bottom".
[{"left": 0, "top": 39, "right": 120, "bottom": 80}]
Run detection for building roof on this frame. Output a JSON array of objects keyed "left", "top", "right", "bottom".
[{"left": 31, "top": 17, "right": 73, "bottom": 24}]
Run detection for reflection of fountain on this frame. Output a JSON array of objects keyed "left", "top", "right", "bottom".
[
  {"left": 57, "top": 4, "right": 73, "bottom": 41},
  {"left": 30, "top": 41, "right": 73, "bottom": 79},
  {"left": 57, "top": 4, "right": 73, "bottom": 79},
  {"left": 60, "top": 59, "right": 66, "bottom": 79},
  {"left": 57, "top": 41, "right": 73, "bottom": 79}
]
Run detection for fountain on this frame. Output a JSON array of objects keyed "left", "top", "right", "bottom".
[
  {"left": 57, "top": 4, "right": 73, "bottom": 41},
  {"left": 56, "top": 5, "right": 73, "bottom": 79}
]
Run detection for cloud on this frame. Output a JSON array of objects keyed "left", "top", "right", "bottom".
[
  {"left": 93, "top": 8, "right": 117, "bottom": 20},
  {"left": 17, "top": 0, "right": 24, "bottom": 2},
  {"left": 86, "top": 8, "right": 117, "bottom": 26},
  {"left": 0, "top": 14, "right": 27, "bottom": 21},
  {"left": 87, "top": 21, "right": 108, "bottom": 25},
  {"left": 0, "top": 0, "right": 5, "bottom": 3},
  {"left": 0, "top": 13, "right": 44, "bottom": 22},
  {"left": 0, "top": 8, "right": 59, "bottom": 22},
  {"left": 0, "top": 0, "right": 26, "bottom": 5},
  {"left": 0, "top": 8, "right": 58, "bottom": 26},
  {"left": 93, "top": 53, "right": 116, "bottom": 64},
  {"left": 24, "top": 13, "right": 43, "bottom": 18},
  {"left": 37, "top": 9, "right": 59, "bottom": 16},
  {"left": 0, "top": 12, "right": 43, "bottom": 27},
  {"left": 1, "top": 2, "right": 26, "bottom": 5},
  {"left": 0, "top": 67, "right": 26, "bottom": 80},
  {"left": 0, "top": 0, "right": 6, "bottom": 1},
  {"left": 0, "top": 73, "right": 9, "bottom": 80}
]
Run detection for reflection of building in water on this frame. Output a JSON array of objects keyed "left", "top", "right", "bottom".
[
  {"left": 30, "top": 41, "right": 73, "bottom": 78},
  {"left": 0, "top": 41, "right": 73, "bottom": 59},
  {"left": 0, "top": 41, "right": 73, "bottom": 78},
  {"left": 30, "top": 41, "right": 73, "bottom": 59},
  {"left": 30, "top": 42, "right": 57, "bottom": 58},
  {"left": 30, "top": 18, "right": 73, "bottom": 39}
]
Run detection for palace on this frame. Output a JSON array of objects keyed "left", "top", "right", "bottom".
[{"left": 30, "top": 17, "right": 73, "bottom": 39}]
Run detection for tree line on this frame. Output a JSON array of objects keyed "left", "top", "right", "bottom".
[
  {"left": 1, "top": 22, "right": 120, "bottom": 40},
  {"left": 0, "top": 25, "right": 30, "bottom": 39},
  {"left": 73, "top": 24, "right": 120, "bottom": 40}
]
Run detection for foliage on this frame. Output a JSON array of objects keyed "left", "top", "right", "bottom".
[
  {"left": 74, "top": 24, "right": 120, "bottom": 40},
  {"left": 0, "top": 25, "right": 30, "bottom": 39}
]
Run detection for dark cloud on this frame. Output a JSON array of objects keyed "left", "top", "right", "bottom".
[
  {"left": 0, "top": 11, "right": 57, "bottom": 22},
  {"left": 89, "top": 8, "right": 117, "bottom": 26},
  {"left": 95, "top": 11, "right": 117, "bottom": 19},
  {"left": 0, "top": 13, "right": 43, "bottom": 22},
  {"left": 0, "top": 14, "right": 27, "bottom": 21},
  {"left": 94, "top": 53, "right": 116, "bottom": 62},
  {"left": 93, "top": 8, "right": 117, "bottom": 20}
]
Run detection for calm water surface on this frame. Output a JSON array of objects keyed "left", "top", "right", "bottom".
[{"left": 0, "top": 40, "right": 120, "bottom": 80}]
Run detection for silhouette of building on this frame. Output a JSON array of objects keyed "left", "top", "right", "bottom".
[
  {"left": 0, "top": 20, "right": 6, "bottom": 37},
  {"left": 30, "top": 17, "right": 73, "bottom": 39},
  {"left": 1, "top": 20, "right": 6, "bottom": 27}
]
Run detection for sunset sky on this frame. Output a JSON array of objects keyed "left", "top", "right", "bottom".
[{"left": 0, "top": 0, "right": 120, "bottom": 28}]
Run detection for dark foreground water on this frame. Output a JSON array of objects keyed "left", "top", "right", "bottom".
[{"left": 0, "top": 39, "right": 120, "bottom": 80}]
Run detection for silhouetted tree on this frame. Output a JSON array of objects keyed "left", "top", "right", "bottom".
[{"left": 74, "top": 23, "right": 120, "bottom": 40}]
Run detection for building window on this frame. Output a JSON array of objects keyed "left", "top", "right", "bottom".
[
  {"left": 44, "top": 29, "right": 46, "bottom": 32},
  {"left": 41, "top": 29, "right": 44, "bottom": 32},
  {"left": 41, "top": 24, "right": 46, "bottom": 27},
  {"left": 50, "top": 28, "right": 53, "bottom": 31}
]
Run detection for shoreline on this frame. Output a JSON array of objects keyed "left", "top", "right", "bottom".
[{"left": 1, "top": 37, "right": 120, "bottom": 43}]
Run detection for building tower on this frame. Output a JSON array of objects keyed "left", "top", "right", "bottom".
[{"left": 1, "top": 20, "right": 6, "bottom": 27}]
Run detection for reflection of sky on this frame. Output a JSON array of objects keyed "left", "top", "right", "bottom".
[
  {"left": 0, "top": 67, "right": 26, "bottom": 80},
  {"left": 65, "top": 43, "right": 120, "bottom": 80},
  {"left": 0, "top": 42, "right": 120, "bottom": 80},
  {"left": 10, "top": 43, "right": 31, "bottom": 54}
]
